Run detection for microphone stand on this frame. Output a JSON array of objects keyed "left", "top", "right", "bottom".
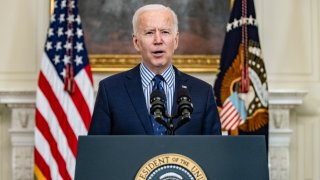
[
  {"left": 163, "top": 114, "right": 187, "bottom": 135},
  {"left": 157, "top": 113, "right": 173, "bottom": 135},
  {"left": 167, "top": 116, "right": 175, "bottom": 135}
]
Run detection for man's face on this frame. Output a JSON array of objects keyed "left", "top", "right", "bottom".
[{"left": 133, "top": 9, "right": 179, "bottom": 74}]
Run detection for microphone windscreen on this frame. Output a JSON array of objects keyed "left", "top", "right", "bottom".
[
  {"left": 150, "top": 89, "right": 166, "bottom": 101},
  {"left": 177, "top": 87, "right": 190, "bottom": 100}
]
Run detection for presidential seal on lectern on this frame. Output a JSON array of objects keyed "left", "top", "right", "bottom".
[{"left": 135, "top": 153, "right": 207, "bottom": 180}]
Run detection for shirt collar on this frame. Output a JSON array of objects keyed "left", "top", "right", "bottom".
[{"left": 140, "top": 63, "right": 175, "bottom": 88}]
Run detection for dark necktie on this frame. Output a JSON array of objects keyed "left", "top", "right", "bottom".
[
  {"left": 151, "top": 75, "right": 167, "bottom": 135},
  {"left": 153, "top": 75, "right": 165, "bottom": 94}
]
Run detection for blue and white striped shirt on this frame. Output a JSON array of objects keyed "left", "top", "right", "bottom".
[{"left": 140, "top": 63, "right": 175, "bottom": 115}]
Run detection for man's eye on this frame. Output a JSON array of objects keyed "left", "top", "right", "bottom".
[
  {"left": 146, "top": 32, "right": 153, "bottom": 35},
  {"left": 162, "top": 31, "right": 170, "bottom": 34}
]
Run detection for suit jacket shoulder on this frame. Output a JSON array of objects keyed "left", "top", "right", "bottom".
[{"left": 174, "top": 67, "right": 213, "bottom": 91}]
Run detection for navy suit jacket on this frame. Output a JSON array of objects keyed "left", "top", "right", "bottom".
[{"left": 88, "top": 65, "right": 221, "bottom": 135}]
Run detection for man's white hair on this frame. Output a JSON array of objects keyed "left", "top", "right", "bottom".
[{"left": 132, "top": 4, "right": 178, "bottom": 35}]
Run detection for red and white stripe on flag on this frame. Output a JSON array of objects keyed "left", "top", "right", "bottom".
[
  {"left": 34, "top": 0, "right": 94, "bottom": 179},
  {"left": 220, "top": 99, "right": 241, "bottom": 130}
]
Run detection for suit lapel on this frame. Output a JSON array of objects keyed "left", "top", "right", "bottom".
[{"left": 124, "top": 65, "right": 154, "bottom": 134}]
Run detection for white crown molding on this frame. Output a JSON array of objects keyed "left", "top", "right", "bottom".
[
  {"left": 0, "top": 91, "right": 35, "bottom": 105},
  {"left": 269, "top": 90, "right": 308, "bottom": 106}
]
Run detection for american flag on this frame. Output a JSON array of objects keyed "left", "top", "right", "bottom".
[
  {"left": 214, "top": 0, "right": 269, "bottom": 146},
  {"left": 220, "top": 92, "right": 247, "bottom": 130},
  {"left": 34, "top": 0, "right": 94, "bottom": 179}
]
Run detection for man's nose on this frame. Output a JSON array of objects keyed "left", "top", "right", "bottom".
[{"left": 154, "top": 31, "right": 163, "bottom": 44}]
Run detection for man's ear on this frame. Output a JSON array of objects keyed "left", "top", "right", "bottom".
[
  {"left": 174, "top": 32, "right": 179, "bottom": 50},
  {"left": 132, "top": 34, "right": 140, "bottom": 52}
]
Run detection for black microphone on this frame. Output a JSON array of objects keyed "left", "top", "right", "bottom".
[
  {"left": 175, "top": 86, "right": 193, "bottom": 130},
  {"left": 150, "top": 89, "right": 169, "bottom": 129}
]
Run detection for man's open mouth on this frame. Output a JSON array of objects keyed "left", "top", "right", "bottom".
[{"left": 152, "top": 51, "right": 165, "bottom": 56}]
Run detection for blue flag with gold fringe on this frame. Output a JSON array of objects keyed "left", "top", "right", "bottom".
[{"left": 214, "top": 0, "right": 269, "bottom": 147}]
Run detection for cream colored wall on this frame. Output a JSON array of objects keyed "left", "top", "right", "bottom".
[
  {"left": 0, "top": 0, "right": 320, "bottom": 180},
  {"left": 0, "top": 1, "right": 49, "bottom": 179},
  {"left": 255, "top": 0, "right": 320, "bottom": 179},
  {"left": 0, "top": 0, "right": 48, "bottom": 91}
]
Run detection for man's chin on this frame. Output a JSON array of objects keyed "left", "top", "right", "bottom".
[
  {"left": 148, "top": 61, "right": 169, "bottom": 72},
  {"left": 150, "top": 59, "right": 166, "bottom": 66},
  {"left": 152, "top": 62, "right": 168, "bottom": 68}
]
